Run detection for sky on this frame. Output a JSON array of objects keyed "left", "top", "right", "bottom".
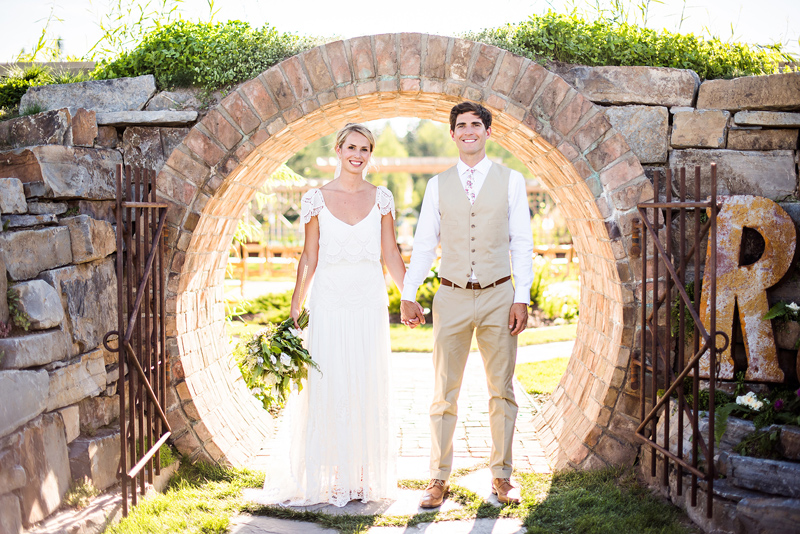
[{"left": 3, "top": 0, "right": 799, "bottom": 62}]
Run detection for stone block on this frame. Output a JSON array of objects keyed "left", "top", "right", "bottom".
[
  {"left": 0, "top": 109, "right": 71, "bottom": 149},
  {"left": 604, "top": 105, "right": 668, "bottom": 163},
  {"left": 557, "top": 65, "right": 699, "bottom": 106},
  {"left": 670, "top": 109, "right": 730, "bottom": 148},
  {"left": 0, "top": 213, "right": 58, "bottom": 228},
  {"left": 70, "top": 108, "right": 98, "bottom": 147},
  {"left": 723, "top": 452, "right": 800, "bottom": 497},
  {"left": 79, "top": 395, "right": 120, "bottom": 434},
  {"left": 46, "top": 349, "right": 106, "bottom": 412},
  {"left": 38, "top": 258, "right": 117, "bottom": 355},
  {"left": 780, "top": 425, "right": 800, "bottom": 461},
  {"left": 0, "top": 447, "right": 26, "bottom": 493},
  {"left": 12, "top": 413, "right": 71, "bottom": 526},
  {"left": 145, "top": 88, "right": 204, "bottom": 111},
  {"left": 121, "top": 126, "right": 189, "bottom": 175},
  {"left": 69, "top": 200, "right": 116, "bottom": 223},
  {"left": 0, "top": 494, "right": 22, "bottom": 534},
  {"left": 669, "top": 149, "right": 797, "bottom": 200},
  {"left": 0, "top": 178, "right": 26, "bottom": 214},
  {"left": 96, "top": 110, "right": 198, "bottom": 127},
  {"left": 11, "top": 279, "right": 64, "bottom": 330},
  {"left": 697, "top": 72, "right": 800, "bottom": 111},
  {"left": 0, "top": 370, "right": 48, "bottom": 439},
  {"left": 95, "top": 126, "right": 119, "bottom": 148},
  {"left": 0, "top": 256, "right": 7, "bottom": 324},
  {"left": 0, "top": 145, "right": 122, "bottom": 200},
  {"left": 0, "top": 330, "right": 70, "bottom": 370},
  {"left": 734, "top": 110, "right": 800, "bottom": 127},
  {"left": 58, "top": 215, "right": 116, "bottom": 264},
  {"left": 0, "top": 226, "right": 72, "bottom": 280},
  {"left": 20, "top": 75, "right": 157, "bottom": 114},
  {"left": 727, "top": 128, "right": 798, "bottom": 150},
  {"left": 57, "top": 405, "right": 80, "bottom": 444},
  {"left": 68, "top": 428, "right": 120, "bottom": 491},
  {"left": 737, "top": 497, "right": 800, "bottom": 534},
  {"left": 25, "top": 201, "right": 67, "bottom": 215}
]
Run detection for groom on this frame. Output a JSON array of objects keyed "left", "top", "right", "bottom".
[{"left": 401, "top": 101, "right": 534, "bottom": 507}]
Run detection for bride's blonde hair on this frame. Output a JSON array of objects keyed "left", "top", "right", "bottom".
[{"left": 335, "top": 123, "right": 375, "bottom": 152}]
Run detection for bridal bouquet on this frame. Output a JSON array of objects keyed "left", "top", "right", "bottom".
[{"left": 233, "top": 309, "right": 320, "bottom": 414}]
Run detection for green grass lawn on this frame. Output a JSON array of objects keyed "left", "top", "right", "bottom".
[
  {"left": 389, "top": 323, "right": 577, "bottom": 353},
  {"left": 108, "top": 461, "right": 697, "bottom": 534},
  {"left": 514, "top": 358, "right": 570, "bottom": 396}
]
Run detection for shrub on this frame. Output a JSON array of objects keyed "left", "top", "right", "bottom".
[
  {"left": 466, "top": 10, "right": 795, "bottom": 79},
  {"left": 0, "top": 65, "right": 53, "bottom": 111},
  {"left": 537, "top": 281, "right": 580, "bottom": 323},
  {"left": 92, "top": 20, "right": 319, "bottom": 89}
]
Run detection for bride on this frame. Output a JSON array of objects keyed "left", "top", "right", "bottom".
[{"left": 255, "top": 123, "right": 421, "bottom": 507}]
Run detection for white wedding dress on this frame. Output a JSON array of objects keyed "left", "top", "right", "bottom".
[{"left": 254, "top": 185, "right": 397, "bottom": 507}]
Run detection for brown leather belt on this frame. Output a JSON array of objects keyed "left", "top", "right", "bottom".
[{"left": 440, "top": 275, "right": 511, "bottom": 290}]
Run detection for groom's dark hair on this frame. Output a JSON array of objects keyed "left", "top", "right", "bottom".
[{"left": 449, "top": 101, "right": 492, "bottom": 131}]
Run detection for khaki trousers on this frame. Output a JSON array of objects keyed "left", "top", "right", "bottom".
[{"left": 429, "top": 280, "right": 518, "bottom": 480}]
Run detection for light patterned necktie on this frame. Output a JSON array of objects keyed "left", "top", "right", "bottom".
[{"left": 464, "top": 168, "right": 477, "bottom": 205}]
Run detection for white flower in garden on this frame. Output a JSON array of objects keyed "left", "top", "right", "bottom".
[
  {"left": 736, "top": 391, "right": 763, "bottom": 411},
  {"left": 788, "top": 302, "right": 800, "bottom": 313},
  {"left": 280, "top": 353, "right": 291, "bottom": 367}
]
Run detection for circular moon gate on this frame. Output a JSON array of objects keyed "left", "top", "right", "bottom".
[{"left": 158, "top": 34, "right": 650, "bottom": 469}]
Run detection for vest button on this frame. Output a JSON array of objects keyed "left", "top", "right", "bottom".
[
  {"left": 471, "top": 224, "right": 475, "bottom": 228},
  {"left": 471, "top": 213, "right": 476, "bottom": 217},
  {"left": 471, "top": 237, "right": 475, "bottom": 241},
  {"left": 471, "top": 249, "right": 475, "bottom": 252},
  {"left": 471, "top": 261, "right": 476, "bottom": 265}
]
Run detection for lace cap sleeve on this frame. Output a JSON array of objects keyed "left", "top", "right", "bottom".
[
  {"left": 376, "top": 186, "right": 396, "bottom": 220},
  {"left": 301, "top": 189, "right": 324, "bottom": 224}
]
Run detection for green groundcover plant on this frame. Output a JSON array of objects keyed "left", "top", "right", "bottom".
[
  {"left": 465, "top": 10, "right": 795, "bottom": 79},
  {"left": 92, "top": 19, "right": 319, "bottom": 90}
]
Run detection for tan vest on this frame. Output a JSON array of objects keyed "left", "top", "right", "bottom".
[{"left": 438, "top": 163, "right": 511, "bottom": 287}]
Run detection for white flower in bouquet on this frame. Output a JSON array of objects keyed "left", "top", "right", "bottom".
[
  {"left": 289, "top": 327, "right": 303, "bottom": 338},
  {"left": 280, "top": 353, "right": 292, "bottom": 367}
]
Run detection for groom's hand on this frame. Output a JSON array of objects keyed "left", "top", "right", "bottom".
[
  {"left": 401, "top": 300, "right": 426, "bottom": 328},
  {"left": 508, "top": 303, "right": 528, "bottom": 336}
]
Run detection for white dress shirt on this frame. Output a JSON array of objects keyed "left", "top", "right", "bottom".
[{"left": 401, "top": 156, "right": 534, "bottom": 304}]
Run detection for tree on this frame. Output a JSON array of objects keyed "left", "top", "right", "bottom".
[{"left": 372, "top": 126, "right": 414, "bottom": 211}]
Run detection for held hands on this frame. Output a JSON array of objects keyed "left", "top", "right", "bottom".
[
  {"left": 508, "top": 303, "right": 528, "bottom": 336},
  {"left": 400, "top": 300, "right": 426, "bottom": 328}
]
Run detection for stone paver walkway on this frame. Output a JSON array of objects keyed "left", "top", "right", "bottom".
[
  {"left": 243, "top": 342, "right": 570, "bottom": 533},
  {"left": 251, "top": 343, "right": 563, "bottom": 476}
]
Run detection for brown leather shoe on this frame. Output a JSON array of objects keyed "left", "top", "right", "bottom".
[
  {"left": 419, "top": 479, "right": 449, "bottom": 508},
  {"left": 492, "top": 478, "right": 520, "bottom": 504}
]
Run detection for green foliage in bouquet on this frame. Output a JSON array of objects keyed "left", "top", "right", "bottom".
[{"left": 232, "top": 309, "right": 319, "bottom": 415}]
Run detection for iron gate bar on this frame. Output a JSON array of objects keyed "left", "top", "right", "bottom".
[
  {"left": 105, "top": 164, "right": 170, "bottom": 517},
  {"left": 635, "top": 163, "right": 721, "bottom": 518}
]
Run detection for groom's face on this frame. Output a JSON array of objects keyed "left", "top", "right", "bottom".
[{"left": 450, "top": 112, "right": 491, "bottom": 158}]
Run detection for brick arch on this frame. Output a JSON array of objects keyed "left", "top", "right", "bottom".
[{"left": 157, "top": 34, "right": 651, "bottom": 469}]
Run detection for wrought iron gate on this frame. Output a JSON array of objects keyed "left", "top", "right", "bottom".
[
  {"left": 632, "top": 164, "right": 728, "bottom": 518},
  {"left": 104, "top": 164, "right": 171, "bottom": 516}
]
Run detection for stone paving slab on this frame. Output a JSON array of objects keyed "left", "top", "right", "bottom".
[
  {"left": 230, "top": 515, "right": 527, "bottom": 534},
  {"left": 367, "top": 518, "right": 527, "bottom": 533},
  {"left": 230, "top": 515, "right": 339, "bottom": 534},
  {"left": 244, "top": 486, "right": 465, "bottom": 516}
]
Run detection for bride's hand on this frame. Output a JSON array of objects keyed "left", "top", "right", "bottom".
[{"left": 291, "top": 306, "right": 302, "bottom": 329}]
